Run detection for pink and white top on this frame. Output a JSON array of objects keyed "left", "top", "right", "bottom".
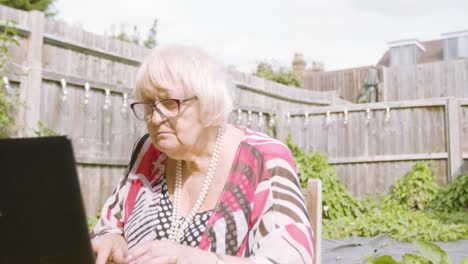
[{"left": 93, "top": 127, "right": 315, "bottom": 264}]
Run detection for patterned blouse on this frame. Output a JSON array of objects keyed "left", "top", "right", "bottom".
[{"left": 93, "top": 127, "right": 315, "bottom": 263}]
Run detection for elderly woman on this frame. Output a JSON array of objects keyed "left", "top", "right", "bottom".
[{"left": 91, "top": 45, "right": 314, "bottom": 264}]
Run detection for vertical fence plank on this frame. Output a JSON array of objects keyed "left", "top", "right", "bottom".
[
  {"left": 446, "top": 98, "right": 462, "bottom": 181},
  {"left": 377, "top": 60, "right": 468, "bottom": 101},
  {"left": 17, "top": 10, "right": 45, "bottom": 136}
]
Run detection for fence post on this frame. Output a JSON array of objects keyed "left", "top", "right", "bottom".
[
  {"left": 276, "top": 106, "right": 288, "bottom": 142},
  {"left": 17, "top": 10, "right": 44, "bottom": 137},
  {"left": 380, "top": 66, "right": 388, "bottom": 102},
  {"left": 446, "top": 97, "right": 462, "bottom": 182}
]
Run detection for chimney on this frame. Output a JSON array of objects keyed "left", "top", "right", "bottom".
[{"left": 292, "top": 53, "right": 306, "bottom": 77}]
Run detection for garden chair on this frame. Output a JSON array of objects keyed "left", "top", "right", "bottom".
[{"left": 306, "top": 179, "right": 322, "bottom": 264}]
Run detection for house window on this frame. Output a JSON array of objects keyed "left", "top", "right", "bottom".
[
  {"left": 445, "top": 36, "right": 468, "bottom": 59},
  {"left": 459, "top": 36, "right": 468, "bottom": 57},
  {"left": 390, "top": 44, "right": 422, "bottom": 66}
]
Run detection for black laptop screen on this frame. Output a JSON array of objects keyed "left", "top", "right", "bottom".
[{"left": 0, "top": 136, "right": 94, "bottom": 264}]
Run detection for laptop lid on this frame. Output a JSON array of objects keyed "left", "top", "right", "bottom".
[{"left": 0, "top": 136, "right": 94, "bottom": 264}]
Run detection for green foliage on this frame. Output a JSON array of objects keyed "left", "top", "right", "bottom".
[
  {"left": 0, "top": 19, "right": 19, "bottom": 56},
  {"left": 413, "top": 240, "right": 453, "bottom": 264},
  {"left": 286, "top": 138, "right": 468, "bottom": 242},
  {"left": 111, "top": 19, "right": 158, "bottom": 48},
  {"left": 428, "top": 174, "right": 468, "bottom": 212},
  {"left": 113, "top": 24, "right": 140, "bottom": 45},
  {"left": 143, "top": 19, "right": 158, "bottom": 49},
  {"left": 0, "top": 91, "right": 15, "bottom": 138},
  {"left": 0, "top": 19, "right": 19, "bottom": 80},
  {"left": 401, "top": 253, "right": 431, "bottom": 264},
  {"left": 358, "top": 85, "right": 379, "bottom": 104},
  {"left": 0, "top": 0, "right": 56, "bottom": 16},
  {"left": 0, "top": 19, "right": 18, "bottom": 138},
  {"left": 87, "top": 213, "right": 100, "bottom": 231},
  {"left": 323, "top": 204, "right": 468, "bottom": 241},
  {"left": 381, "top": 162, "right": 439, "bottom": 210},
  {"left": 426, "top": 210, "right": 468, "bottom": 226},
  {"left": 32, "top": 121, "right": 57, "bottom": 137},
  {"left": 367, "top": 240, "right": 457, "bottom": 264},
  {"left": 367, "top": 255, "right": 399, "bottom": 264},
  {"left": 286, "top": 136, "right": 366, "bottom": 220},
  {"left": 255, "top": 61, "right": 302, "bottom": 87}
]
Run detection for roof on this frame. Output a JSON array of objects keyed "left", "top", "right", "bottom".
[{"left": 377, "top": 39, "right": 444, "bottom": 67}]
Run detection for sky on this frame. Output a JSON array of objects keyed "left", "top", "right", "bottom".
[{"left": 55, "top": 0, "right": 468, "bottom": 73}]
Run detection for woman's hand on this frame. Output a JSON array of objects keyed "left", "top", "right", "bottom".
[
  {"left": 125, "top": 239, "right": 217, "bottom": 264},
  {"left": 92, "top": 233, "right": 128, "bottom": 264}
]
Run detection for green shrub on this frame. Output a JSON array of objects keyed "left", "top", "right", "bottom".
[
  {"left": 0, "top": 91, "right": 15, "bottom": 138},
  {"left": 428, "top": 174, "right": 468, "bottom": 212},
  {"left": 87, "top": 213, "right": 100, "bottom": 231},
  {"left": 286, "top": 136, "right": 366, "bottom": 220},
  {"left": 33, "top": 121, "right": 57, "bottom": 137},
  {"left": 286, "top": 138, "right": 468, "bottom": 242},
  {"left": 367, "top": 240, "right": 454, "bottom": 264},
  {"left": 0, "top": 19, "right": 19, "bottom": 138},
  {"left": 381, "top": 162, "right": 439, "bottom": 210}
]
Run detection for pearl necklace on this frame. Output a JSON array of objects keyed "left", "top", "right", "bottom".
[{"left": 168, "top": 125, "right": 225, "bottom": 243}]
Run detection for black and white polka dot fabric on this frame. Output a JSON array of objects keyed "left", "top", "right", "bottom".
[{"left": 153, "top": 181, "right": 212, "bottom": 247}]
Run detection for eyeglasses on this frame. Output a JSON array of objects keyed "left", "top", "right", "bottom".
[{"left": 130, "top": 96, "right": 197, "bottom": 121}]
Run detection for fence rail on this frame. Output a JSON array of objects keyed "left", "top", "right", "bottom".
[
  {"left": 302, "top": 66, "right": 376, "bottom": 103},
  {"left": 284, "top": 97, "right": 468, "bottom": 199},
  {"left": 302, "top": 59, "right": 468, "bottom": 103},
  {"left": 382, "top": 59, "right": 468, "bottom": 101}
]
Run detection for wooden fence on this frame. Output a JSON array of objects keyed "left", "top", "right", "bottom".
[
  {"left": 382, "top": 59, "right": 468, "bottom": 101},
  {"left": 302, "top": 59, "right": 468, "bottom": 103},
  {"left": 302, "top": 66, "right": 377, "bottom": 103},
  {"left": 285, "top": 97, "right": 468, "bottom": 199},
  {"left": 0, "top": 6, "right": 340, "bottom": 216}
]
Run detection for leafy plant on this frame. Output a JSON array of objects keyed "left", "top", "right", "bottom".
[
  {"left": 367, "top": 240, "right": 458, "bottom": 264},
  {"left": 426, "top": 210, "right": 468, "bottom": 225},
  {"left": 255, "top": 61, "right": 302, "bottom": 87},
  {"left": 0, "top": 19, "right": 19, "bottom": 138},
  {"left": 286, "top": 136, "right": 366, "bottom": 220},
  {"left": 143, "top": 19, "right": 158, "bottom": 49},
  {"left": 367, "top": 255, "right": 400, "bottom": 264},
  {"left": 382, "top": 162, "right": 439, "bottom": 210},
  {"left": 400, "top": 253, "right": 431, "bottom": 264},
  {"left": 286, "top": 138, "right": 468, "bottom": 242},
  {"left": 110, "top": 18, "right": 159, "bottom": 48},
  {"left": 0, "top": 90, "right": 15, "bottom": 138},
  {"left": 87, "top": 213, "right": 100, "bottom": 231},
  {"left": 0, "top": 0, "right": 57, "bottom": 16},
  {"left": 32, "top": 121, "right": 57, "bottom": 137},
  {"left": 428, "top": 174, "right": 468, "bottom": 212},
  {"left": 413, "top": 240, "right": 453, "bottom": 264},
  {"left": 112, "top": 24, "right": 140, "bottom": 45}
]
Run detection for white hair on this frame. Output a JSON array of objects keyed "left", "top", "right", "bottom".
[{"left": 135, "top": 45, "right": 234, "bottom": 127}]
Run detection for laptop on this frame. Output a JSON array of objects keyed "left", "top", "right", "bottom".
[{"left": 0, "top": 136, "right": 94, "bottom": 264}]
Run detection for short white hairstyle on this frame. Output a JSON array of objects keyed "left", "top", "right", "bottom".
[{"left": 135, "top": 45, "right": 234, "bottom": 127}]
